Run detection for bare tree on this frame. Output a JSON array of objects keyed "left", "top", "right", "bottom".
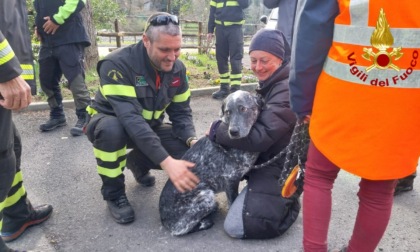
[{"left": 82, "top": 0, "right": 99, "bottom": 70}]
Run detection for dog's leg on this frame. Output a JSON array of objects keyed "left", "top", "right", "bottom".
[
  {"left": 171, "top": 189, "right": 218, "bottom": 236},
  {"left": 225, "top": 180, "right": 240, "bottom": 207}
]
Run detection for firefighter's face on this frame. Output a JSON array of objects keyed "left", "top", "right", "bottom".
[
  {"left": 250, "top": 50, "right": 283, "bottom": 81},
  {"left": 144, "top": 33, "right": 181, "bottom": 72}
]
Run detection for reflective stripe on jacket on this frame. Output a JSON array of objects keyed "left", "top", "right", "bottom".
[
  {"left": 0, "top": 0, "right": 36, "bottom": 93},
  {"left": 0, "top": 33, "right": 21, "bottom": 83},
  {"left": 208, "top": 0, "right": 250, "bottom": 33},
  {"left": 310, "top": 0, "right": 420, "bottom": 180}
]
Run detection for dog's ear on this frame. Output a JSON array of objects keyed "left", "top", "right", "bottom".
[
  {"left": 220, "top": 100, "right": 229, "bottom": 123},
  {"left": 254, "top": 95, "right": 264, "bottom": 110},
  {"left": 219, "top": 100, "right": 226, "bottom": 118}
]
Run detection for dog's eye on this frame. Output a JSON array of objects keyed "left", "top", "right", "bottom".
[{"left": 238, "top": 105, "right": 248, "bottom": 113}]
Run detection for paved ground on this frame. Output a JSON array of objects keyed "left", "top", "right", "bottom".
[{"left": 6, "top": 89, "right": 420, "bottom": 252}]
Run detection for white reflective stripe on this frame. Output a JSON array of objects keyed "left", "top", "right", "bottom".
[
  {"left": 0, "top": 40, "right": 13, "bottom": 59},
  {"left": 349, "top": 0, "right": 369, "bottom": 26},
  {"left": 333, "top": 25, "right": 420, "bottom": 48},
  {"left": 323, "top": 57, "right": 420, "bottom": 88}
]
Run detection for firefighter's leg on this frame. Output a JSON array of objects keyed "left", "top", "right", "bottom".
[
  {"left": 0, "top": 108, "right": 16, "bottom": 245},
  {"left": 212, "top": 26, "right": 230, "bottom": 100},
  {"left": 126, "top": 124, "right": 189, "bottom": 186},
  {"left": 228, "top": 26, "right": 244, "bottom": 93},
  {"left": 126, "top": 148, "right": 156, "bottom": 187},
  {"left": 1, "top": 124, "right": 53, "bottom": 242},
  {"left": 58, "top": 44, "right": 91, "bottom": 137},
  {"left": 38, "top": 46, "right": 67, "bottom": 132},
  {"left": 85, "top": 114, "right": 134, "bottom": 224}
]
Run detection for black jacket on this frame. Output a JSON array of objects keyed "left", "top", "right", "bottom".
[
  {"left": 214, "top": 60, "right": 300, "bottom": 239},
  {"left": 208, "top": 0, "right": 250, "bottom": 33},
  {"left": 34, "top": 0, "right": 90, "bottom": 48},
  {"left": 90, "top": 41, "right": 196, "bottom": 165},
  {"left": 0, "top": 0, "right": 36, "bottom": 94}
]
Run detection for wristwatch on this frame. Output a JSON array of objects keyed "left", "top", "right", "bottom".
[{"left": 186, "top": 136, "right": 198, "bottom": 147}]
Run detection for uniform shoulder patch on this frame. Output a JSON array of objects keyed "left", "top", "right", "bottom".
[{"left": 135, "top": 76, "right": 148, "bottom": 86}]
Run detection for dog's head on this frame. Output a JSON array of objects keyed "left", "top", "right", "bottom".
[{"left": 220, "top": 90, "right": 262, "bottom": 139}]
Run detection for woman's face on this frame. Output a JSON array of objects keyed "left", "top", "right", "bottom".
[{"left": 250, "top": 50, "right": 282, "bottom": 81}]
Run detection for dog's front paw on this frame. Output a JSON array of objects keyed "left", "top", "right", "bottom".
[{"left": 198, "top": 218, "right": 214, "bottom": 231}]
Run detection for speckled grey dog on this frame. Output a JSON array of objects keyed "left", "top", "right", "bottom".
[{"left": 159, "top": 90, "right": 261, "bottom": 236}]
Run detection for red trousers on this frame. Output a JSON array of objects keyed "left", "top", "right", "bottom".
[{"left": 303, "top": 142, "right": 397, "bottom": 252}]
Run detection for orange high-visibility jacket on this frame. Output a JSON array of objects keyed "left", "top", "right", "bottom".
[{"left": 310, "top": 0, "right": 420, "bottom": 180}]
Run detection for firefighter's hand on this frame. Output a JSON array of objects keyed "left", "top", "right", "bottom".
[
  {"left": 207, "top": 33, "right": 214, "bottom": 42},
  {"left": 0, "top": 76, "right": 32, "bottom": 110},
  {"left": 161, "top": 156, "right": 199, "bottom": 193},
  {"left": 43, "top": 16, "right": 60, "bottom": 35}
]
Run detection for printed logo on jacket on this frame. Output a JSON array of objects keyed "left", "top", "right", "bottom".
[
  {"left": 346, "top": 8, "right": 418, "bottom": 87},
  {"left": 170, "top": 77, "right": 181, "bottom": 87}
]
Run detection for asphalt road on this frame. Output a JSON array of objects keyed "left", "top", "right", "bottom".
[{"left": 7, "top": 88, "right": 420, "bottom": 252}]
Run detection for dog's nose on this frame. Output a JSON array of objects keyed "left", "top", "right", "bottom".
[{"left": 229, "top": 129, "right": 240, "bottom": 138}]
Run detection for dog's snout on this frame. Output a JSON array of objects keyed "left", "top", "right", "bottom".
[{"left": 229, "top": 128, "right": 240, "bottom": 138}]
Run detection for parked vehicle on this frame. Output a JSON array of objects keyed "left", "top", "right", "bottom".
[{"left": 259, "top": 7, "right": 278, "bottom": 30}]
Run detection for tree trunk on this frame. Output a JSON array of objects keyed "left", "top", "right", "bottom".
[{"left": 81, "top": 0, "right": 99, "bottom": 71}]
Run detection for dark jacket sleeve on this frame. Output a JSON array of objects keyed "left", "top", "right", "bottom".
[
  {"left": 263, "top": 0, "right": 280, "bottom": 9},
  {"left": 98, "top": 60, "right": 169, "bottom": 165},
  {"left": 0, "top": 32, "right": 22, "bottom": 83},
  {"left": 289, "top": 0, "right": 338, "bottom": 119},
  {"left": 52, "top": 0, "right": 86, "bottom": 25},
  {"left": 214, "top": 84, "right": 296, "bottom": 153},
  {"left": 207, "top": 0, "right": 216, "bottom": 33},
  {"left": 238, "top": 0, "right": 251, "bottom": 9},
  {"left": 165, "top": 68, "right": 196, "bottom": 142}
]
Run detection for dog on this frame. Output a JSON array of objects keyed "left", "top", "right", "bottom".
[{"left": 159, "top": 90, "right": 262, "bottom": 236}]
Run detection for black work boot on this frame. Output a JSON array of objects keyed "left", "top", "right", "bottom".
[
  {"left": 39, "top": 117, "right": 67, "bottom": 132},
  {"left": 106, "top": 195, "right": 135, "bottom": 224},
  {"left": 126, "top": 150, "right": 156, "bottom": 187},
  {"left": 230, "top": 85, "right": 241, "bottom": 93},
  {"left": 0, "top": 204, "right": 53, "bottom": 242},
  {"left": 394, "top": 172, "right": 416, "bottom": 195},
  {"left": 212, "top": 84, "right": 230, "bottom": 100},
  {"left": 70, "top": 112, "right": 88, "bottom": 137}
]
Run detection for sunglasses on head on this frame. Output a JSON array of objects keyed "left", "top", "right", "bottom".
[{"left": 145, "top": 14, "right": 180, "bottom": 32}]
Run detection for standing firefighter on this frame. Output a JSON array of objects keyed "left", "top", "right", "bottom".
[
  {"left": 34, "top": 0, "right": 91, "bottom": 136},
  {"left": 207, "top": 0, "right": 250, "bottom": 100},
  {"left": 0, "top": 1, "right": 53, "bottom": 250}
]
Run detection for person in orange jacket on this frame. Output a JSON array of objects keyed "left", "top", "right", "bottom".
[{"left": 289, "top": 0, "right": 420, "bottom": 251}]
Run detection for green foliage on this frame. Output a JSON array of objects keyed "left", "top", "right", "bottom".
[
  {"left": 172, "top": 0, "right": 192, "bottom": 14},
  {"left": 26, "top": 0, "right": 35, "bottom": 28},
  {"left": 90, "top": 0, "right": 127, "bottom": 30},
  {"left": 179, "top": 52, "right": 256, "bottom": 88}
]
